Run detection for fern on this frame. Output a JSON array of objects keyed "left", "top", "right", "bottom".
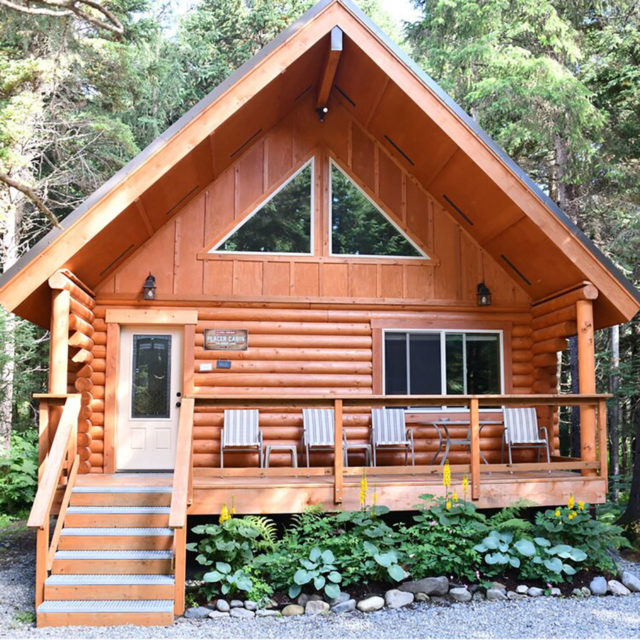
[
  {"left": 243, "top": 515, "right": 278, "bottom": 551},
  {"left": 489, "top": 499, "right": 536, "bottom": 526},
  {"left": 493, "top": 517, "right": 534, "bottom": 534}
]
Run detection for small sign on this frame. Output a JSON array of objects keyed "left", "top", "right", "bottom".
[
  {"left": 203, "top": 329, "right": 248, "bottom": 351},
  {"left": 217, "top": 360, "right": 232, "bottom": 369},
  {"left": 199, "top": 363, "right": 213, "bottom": 372}
]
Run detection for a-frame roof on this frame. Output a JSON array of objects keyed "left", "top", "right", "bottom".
[{"left": 1, "top": 0, "right": 638, "bottom": 327}]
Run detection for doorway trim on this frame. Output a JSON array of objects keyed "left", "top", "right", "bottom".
[{"left": 103, "top": 308, "right": 197, "bottom": 473}]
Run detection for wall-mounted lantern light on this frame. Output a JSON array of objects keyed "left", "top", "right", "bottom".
[
  {"left": 143, "top": 273, "right": 157, "bottom": 301},
  {"left": 477, "top": 281, "right": 492, "bottom": 307}
]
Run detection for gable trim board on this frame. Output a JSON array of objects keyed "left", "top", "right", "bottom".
[{"left": 0, "top": 0, "right": 637, "bottom": 326}]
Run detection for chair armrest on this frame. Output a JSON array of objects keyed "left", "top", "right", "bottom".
[
  {"left": 405, "top": 427, "right": 414, "bottom": 445},
  {"left": 539, "top": 425, "right": 549, "bottom": 443},
  {"left": 343, "top": 429, "right": 348, "bottom": 445},
  {"left": 258, "top": 430, "right": 263, "bottom": 447}
]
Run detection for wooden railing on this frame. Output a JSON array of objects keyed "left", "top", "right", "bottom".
[
  {"left": 196, "top": 393, "right": 610, "bottom": 503},
  {"left": 27, "top": 394, "right": 82, "bottom": 608},
  {"left": 169, "top": 397, "right": 195, "bottom": 616}
]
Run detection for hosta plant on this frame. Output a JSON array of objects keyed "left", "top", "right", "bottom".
[
  {"left": 288, "top": 547, "right": 343, "bottom": 600},
  {"left": 202, "top": 562, "right": 252, "bottom": 598}
]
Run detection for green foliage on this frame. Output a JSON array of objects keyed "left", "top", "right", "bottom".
[
  {"left": 288, "top": 547, "right": 342, "bottom": 600},
  {"left": 202, "top": 561, "right": 253, "bottom": 598},
  {"left": 0, "top": 430, "right": 37, "bottom": 515}
]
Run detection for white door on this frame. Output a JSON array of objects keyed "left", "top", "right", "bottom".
[{"left": 117, "top": 327, "right": 182, "bottom": 470}]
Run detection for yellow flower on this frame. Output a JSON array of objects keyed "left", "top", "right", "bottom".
[
  {"left": 568, "top": 494, "right": 575, "bottom": 510},
  {"left": 568, "top": 512, "right": 575, "bottom": 521},
  {"left": 219, "top": 503, "right": 231, "bottom": 524},
  {"left": 452, "top": 490, "right": 459, "bottom": 503},
  {"left": 578, "top": 501, "right": 585, "bottom": 511},
  {"left": 359, "top": 471, "right": 368, "bottom": 507},
  {"left": 555, "top": 509, "right": 561, "bottom": 518},
  {"left": 231, "top": 496, "right": 237, "bottom": 515},
  {"left": 446, "top": 499, "right": 452, "bottom": 510},
  {"left": 372, "top": 485, "right": 378, "bottom": 507},
  {"left": 462, "top": 475, "right": 469, "bottom": 499},
  {"left": 443, "top": 460, "right": 451, "bottom": 489}
]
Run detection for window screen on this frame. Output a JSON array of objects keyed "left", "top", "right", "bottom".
[{"left": 132, "top": 335, "right": 171, "bottom": 419}]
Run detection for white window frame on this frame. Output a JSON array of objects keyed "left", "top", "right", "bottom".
[
  {"left": 381, "top": 328, "right": 505, "bottom": 412},
  {"left": 209, "top": 158, "right": 315, "bottom": 256},
  {"left": 329, "top": 159, "right": 429, "bottom": 260}
]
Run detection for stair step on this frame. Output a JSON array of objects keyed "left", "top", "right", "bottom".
[
  {"left": 45, "top": 574, "right": 175, "bottom": 601},
  {"left": 37, "top": 600, "right": 174, "bottom": 627},
  {"left": 59, "top": 527, "right": 174, "bottom": 550},
  {"left": 71, "top": 486, "right": 172, "bottom": 507},
  {"left": 65, "top": 506, "right": 170, "bottom": 528},
  {"left": 52, "top": 550, "right": 173, "bottom": 575}
]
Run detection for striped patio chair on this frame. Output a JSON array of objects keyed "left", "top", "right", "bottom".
[
  {"left": 302, "top": 408, "right": 353, "bottom": 467},
  {"left": 371, "top": 408, "right": 414, "bottom": 466},
  {"left": 221, "top": 409, "right": 263, "bottom": 468},
  {"left": 502, "top": 407, "right": 550, "bottom": 467}
]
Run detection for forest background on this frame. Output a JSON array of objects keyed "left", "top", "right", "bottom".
[{"left": 0, "top": 0, "right": 638, "bottom": 531}]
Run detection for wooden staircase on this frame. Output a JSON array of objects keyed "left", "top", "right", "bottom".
[{"left": 37, "top": 475, "right": 177, "bottom": 627}]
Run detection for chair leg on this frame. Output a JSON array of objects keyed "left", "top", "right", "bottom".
[
  {"left": 259, "top": 446, "right": 263, "bottom": 469},
  {"left": 404, "top": 446, "right": 408, "bottom": 466},
  {"left": 220, "top": 447, "right": 224, "bottom": 469},
  {"left": 306, "top": 444, "right": 310, "bottom": 468},
  {"left": 411, "top": 442, "right": 415, "bottom": 466},
  {"left": 372, "top": 445, "right": 376, "bottom": 467},
  {"left": 545, "top": 440, "right": 551, "bottom": 473},
  {"left": 508, "top": 441, "right": 513, "bottom": 474}
]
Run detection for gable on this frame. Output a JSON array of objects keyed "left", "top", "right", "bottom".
[{"left": 0, "top": 0, "right": 637, "bottom": 328}]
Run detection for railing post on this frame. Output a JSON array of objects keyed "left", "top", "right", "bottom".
[
  {"left": 470, "top": 397, "right": 480, "bottom": 501},
  {"left": 576, "top": 299, "right": 597, "bottom": 475},
  {"left": 35, "top": 521, "right": 48, "bottom": 608},
  {"left": 173, "top": 526, "right": 186, "bottom": 615},
  {"left": 597, "top": 399, "right": 608, "bottom": 493},
  {"left": 38, "top": 400, "right": 50, "bottom": 481},
  {"left": 334, "top": 399, "right": 343, "bottom": 505}
]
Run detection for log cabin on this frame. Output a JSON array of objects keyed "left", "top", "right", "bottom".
[{"left": 0, "top": 0, "right": 638, "bottom": 627}]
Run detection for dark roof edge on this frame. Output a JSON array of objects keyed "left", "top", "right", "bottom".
[
  {"left": 337, "top": 0, "right": 640, "bottom": 306},
  {"left": 0, "top": 0, "right": 335, "bottom": 291}
]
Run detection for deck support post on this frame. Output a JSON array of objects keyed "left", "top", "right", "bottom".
[
  {"left": 597, "top": 398, "right": 608, "bottom": 492},
  {"left": 576, "top": 299, "right": 597, "bottom": 476},
  {"left": 49, "top": 288, "right": 70, "bottom": 394},
  {"left": 173, "top": 525, "right": 186, "bottom": 615},
  {"left": 334, "top": 399, "right": 343, "bottom": 504},
  {"left": 470, "top": 398, "right": 480, "bottom": 500}
]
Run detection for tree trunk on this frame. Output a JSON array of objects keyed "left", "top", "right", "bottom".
[
  {"left": 609, "top": 324, "right": 620, "bottom": 499},
  {"left": 569, "top": 336, "right": 581, "bottom": 458},
  {"left": 618, "top": 401, "right": 640, "bottom": 527}
]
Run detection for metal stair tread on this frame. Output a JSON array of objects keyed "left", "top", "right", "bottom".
[
  {"left": 66, "top": 506, "right": 170, "bottom": 513},
  {"left": 60, "top": 527, "right": 173, "bottom": 537},
  {"left": 46, "top": 574, "right": 174, "bottom": 585},
  {"left": 55, "top": 550, "right": 173, "bottom": 559},
  {"left": 38, "top": 600, "right": 174, "bottom": 613},
  {"left": 72, "top": 486, "right": 172, "bottom": 493}
]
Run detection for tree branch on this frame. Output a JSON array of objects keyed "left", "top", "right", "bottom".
[{"left": 0, "top": 172, "right": 62, "bottom": 229}]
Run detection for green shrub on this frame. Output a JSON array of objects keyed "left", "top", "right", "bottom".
[
  {"left": 0, "top": 430, "right": 38, "bottom": 515},
  {"left": 202, "top": 562, "right": 252, "bottom": 598},
  {"left": 288, "top": 547, "right": 343, "bottom": 599}
]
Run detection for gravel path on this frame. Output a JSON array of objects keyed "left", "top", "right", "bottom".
[{"left": 2, "top": 523, "right": 639, "bottom": 639}]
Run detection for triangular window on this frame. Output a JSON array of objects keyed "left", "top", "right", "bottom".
[
  {"left": 211, "top": 160, "right": 312, "bottom": 254},
  {"left": 330, "top": 161, "right": 427, "bottom": 258}
]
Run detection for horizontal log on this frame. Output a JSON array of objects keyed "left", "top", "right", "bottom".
[
  {"left": 79, "top": 460, "right": 92, "bottom": 474},
  {"left": 194, "top": 386, "right": 372, "bottom": 396},
  {"left": 197, "top": 321, "right": 371, "bottom": 336},
  {"left": 77, "top": 433, "right": 92, "bottom": 447},
  {"left": 511, "top": 362, "right": 534, "bottom": 375},
  {"left": 197, "top": 308, "right": 371, "bottom": 323},
  {"left": 511, "top": 350, "right": 533, "bottom": 363},
  {"left": 532, "top": 321, "right": 577, "bottom": 342},
  {"left": 79, "top": 447, "right": 92, "bottom": 461},
  {"left": 93, "top": 306, "right": 106, "bottom": 319},
  {"left": 89, "top": 426, "right": 104, "bottom": 439},
  {"left": 79, "top": 405, "right": 93, "bottom": 420},
  {"left": 69, "top": 297, "right": 95, "bottom": 324},
  {"left": 532, "top": 338, "right": 567, "bottom": 354},
  {"left": 89, "top": 453, "right": 103, "bottom": 467},
  {"left": 48, "top": 271, "right": 95, "bottom": 309},
  {"left": 90, "top": 440, "right": 104, "bottom": 453},
  {"left": 193, "top": 373, "right": 373, "bottom": 388},
  {"left": 90, "top": 399, "right": 104, "bottom": 413},
  {"left": 74, "top": 377, "right": 93, "bottom": 393},
  {"left": 93, "top": 345, "right": 106, "bottom": 359},
  {"left": 532, "top": 283, "right": 598, "bottom": 316},
  {"left": 532, "top": 380, "right": 552, "bottom": 393},
  {"left": 533, "top": 353, "right": 558, "bottom": 368},
  {"left": 511, "top": 325, "right": 532, "bottom": 338},
  {"left": 91, "top": 412, "right": 104, "bottom": 426},
  {"left": 75, "top": 364, "right": 93, "bottom": 379},
  {"left": 92, "top": 386, "right": 105, "bottom": 400},
  {"left": 68, "top": 314, "right": 94, "bottom": 337},
  {"left": 71, "top": 348, "right": 94, "bottom": 364},
  {"left": 91, "top": 372, "right": 105, "bottom": 386},
  {"left": 93, "top": 319, "right": 107, "bottom": 332},
  {"left": 195, "top": 334, "right": 372, "bottom": 349},
  {"left": 195, "top": 348, "right": 372, "bottom": 362},
  {"left": 77, "top": 419, "right": 92, "bottom": 434},
  {"left": 195, "top": 360, "right": 372, "bottom": 374},
  {"left": 92, "top": 358, "right": 106, "bottom": 373},
  {"left": 89, "top": 466, "right": 103, "bottom": 474},
  {"left": 531, "top": 305, "right": 576, "bottom": 331},
  {"left": 512, "top": 375, "right": 534, "bottom": 387},
  {"left": 68, "top": 331, "right": 94, "bottom": 351},
  {"left": 92, "top": 332, "right": 107, "bottom": 346},
  {"left": 511, "top": 337, "right": 533, "bottom": 350}
]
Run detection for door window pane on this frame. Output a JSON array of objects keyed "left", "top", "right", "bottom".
[
  {"left": 132, "top": 335, "right": 171, "bottom": 419},
  {"left": 409, "top": 334, "right": 441, "bottom": 394},
  {"left": 445, "top": 334, "right": 465, "bottom": 394},
  {"left": 466, "top": 333, "right": 500, "bottom": 394},
  {"left": 384, "top": 333, "right": 407, "bottom": 394}
]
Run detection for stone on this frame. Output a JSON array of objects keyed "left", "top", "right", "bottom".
[
  {"left": 506, "top": 591, "right": 524, "bottom": 600},
  {"left": 449, "top": 587, "right": 472, "bottom": 603},
  {"left": 332, "top": 599, "right": 356, "bottom": 614},
  {"left": 244, "top": 600, "right": 257, "bottom": 611},
  {"left": 399, "top": 577, "right": 449, "bottom": 596},
  {"left": 527, "top": 587, "right": 543, "bottom": 597},
  {"left": 515, "top": 585, "right": 529, "bottom": 595},
  {"left": 580, "top": 587, "right": 591, "bottom": 597},
  {"left": 490, "top": 582, "right": 507, "bottom": 592},
  {"left": 215, "top": 600, "right": 230, "bottom": 612},
  {"left": 414, "top": 593, "right": 430, "bottom": 602},
  {"left": 230, "top": 608, "right": 255, "bottom": 618},
  {"left": 590, "top": 577, "right": 607, "bottom": 596},
  {"left": 305, "top": 600, "right": 330, "bottom": 615},
  {"left": 472, "top": 591, "right": 485, "bottom": 602},
  {"left": 328, "top": 592, "right": 351, "bottom": 606},
  {"left": 430, "top": 596, "right": 450, "bottom": 605},
  {"left": 486, "top": 588, "right": 508, "bottom": 601},
  {"left": 282, "top": 604, "right": 304, "bottom": 617},
  {"left": 208, "top": 611, "right": 229, "bottom": 619},
  {"left": 230, "top": 599, "right": 244, "bottom": 608},
  {"left": 608, "top": 580, "right": 631, "bottom": 596},
  {"left": 297, "top": 593, "right": 323, "bottom": 607},
  {"left": 264, "top": 598, "right": 278, "bottom": 609},
  {"left": 184, "top": 606, "right": 211, "bottom": 619},
  {"left": 572, "top": 588, "right": 583, "bottom": 597},
  {"left": 384, "top": 589, "right": 414, "bottom": 609},
  {"left": 550, "top": 588, "right": 562, "bottom": 597},
  {"left": 621, "top": 571, "right": 640, "bottom": 593},
  {"left": 356, "top": 596, "right": 385, "bottom": 612},
  {"left": 256, "top": 609, "right": 279, "bottom": 617}
]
